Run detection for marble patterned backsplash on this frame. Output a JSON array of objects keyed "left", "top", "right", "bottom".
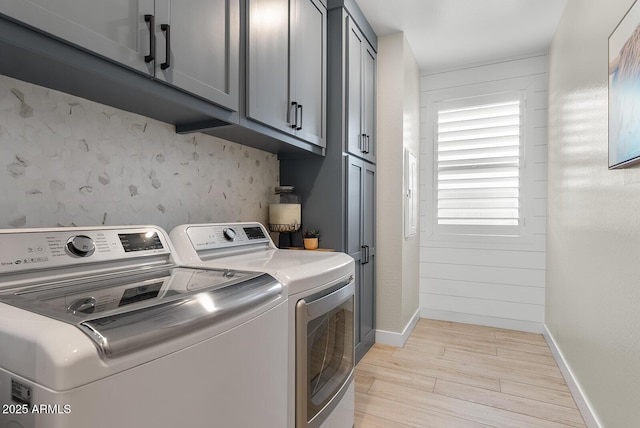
[{"left": 0, "top": 74, "right": 279, "bottom": 231}]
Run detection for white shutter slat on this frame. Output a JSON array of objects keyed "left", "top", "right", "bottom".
[
  {"left": 438, "top": 198, "right": 519, "bottom": 209},
  {"left": 438, "top": 218, "right": 520, "bottom": 226},
  {"left": 438, "top": 188, "right": 519, "bottom": 199},
  {"left": 438, "top": 156, "right": 520, "bottom": 169},
  {"left": 438, "top": 102, "right": 520, "bottom": 123},
  {"left": 438, "top": 177, "right": 519, "bottom": 190},
  {"left": 438, "top": 168, "right": 519, "bottom": 182},
  {"left": 438, "top": 208, "right": 519, "bottom": 219},
  {"left": 438, "top": 135, "right": 519, "bottom": 152},
  {"left": 438, "top": 125, "right": 520, "bottom": 143},
  {"left": 438, "top": 147, "right": 520, "bottom": 163},
  {"left": 438, "top": 114, "right": 520, "bottom": 133}
]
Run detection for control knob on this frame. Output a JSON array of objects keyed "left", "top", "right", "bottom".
[
  {"left": 223, "top": 228, "right": 237, "bottom": 241},
  {"left": 65, "top": 235, "right": 96, "bottom": 258},
  {"left": 67, "top": 297, "right": 96, "bottom": 315}
]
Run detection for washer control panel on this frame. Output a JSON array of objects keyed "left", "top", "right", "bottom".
[{"left": 0, "top": 226, "right": 171, "bottom": 274}]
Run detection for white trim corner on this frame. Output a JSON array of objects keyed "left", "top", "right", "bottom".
[
  {"left": 375, "top": 307, "right": 421, "bottom": 348},
  {"left": 543, "top": 325, "right": 602, "bottom": 428}
]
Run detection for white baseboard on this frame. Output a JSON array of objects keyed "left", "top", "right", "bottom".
[
  {"left": 543, "top": 325, "right": 602, "bottom": 428},
  {"left": 421, "top": 308, "right": 544, "bottom": 333},
  {"left": 375, "top": 307, "right": 421, "bottom": 347}
]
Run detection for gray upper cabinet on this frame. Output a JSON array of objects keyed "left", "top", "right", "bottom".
[
  {"left": 155, "top": 0, "right": 239, "bottom": 111},
  {"left": 363, "top": 43, "right": 376, "bottom": 162},
  {"left": 347, "top": 23, "right": 363, "bottom": 158},
  {"left": 1, "top": 0, "right": 154, "bottom": 74},
  {"left": 247, "top": 0, "right": 290, "bottom": 133},
  {"left": 247, "top": 0, "right": 326, "bottom": 148},
  {"left": 2, "top": 0, "right": 239, "bottom": 111},
  {"left": 346, "top": 17, "right": 376, "bottom": 163},
  {"left": 290, "top": 0, "right": 326, "bottom": 146}
]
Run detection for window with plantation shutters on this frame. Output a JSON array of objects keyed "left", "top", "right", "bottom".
[{"left": 435, "top": 92, "right": 524, "bottom": 235}]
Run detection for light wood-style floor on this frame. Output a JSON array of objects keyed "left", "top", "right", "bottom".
[{"left": 354, "top": 319, "right": 586, "bottom": 428}]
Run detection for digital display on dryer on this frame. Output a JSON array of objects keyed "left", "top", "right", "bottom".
[
  {"left": 118, "top": 232, "right": 164, "bottom": 252},
  {"left": 243, "top": 227, "right": 266, "bottom": 240}
]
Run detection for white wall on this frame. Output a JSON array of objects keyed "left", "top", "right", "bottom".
[
  {"left": 0, "top": 74, "right": 279, "bottom": 231},
  {"left": 375, "top": 32, "right": 420, "bottom": 343},
  {"left": 419, "top": 55, "right": 549, "bottom": 333},
  {"left": 547, "top": 0, "right": 640, "bottom": 425}
]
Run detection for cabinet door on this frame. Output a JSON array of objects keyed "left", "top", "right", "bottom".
[
  {"left": 346, "top": 19, "right": 364, "bottom": 156},
  {"left": 346, "top": 156, "right": 364, "bottom": 353},
  {"left": 359, "top": 253, "right": 375, "bottom": 360},
  {"left": 359, "top": 162, "right": 376, "bottom": 358},
  {"left": 290, "top": 0, "right": 326, "bottom": 147},
  {"left": 346, "top": 156, "right": 363, "bottom": 264},
  {"left": 363, "top": 44, "right": 377, "bottom": 163},
  {"left": 346, "top": 20, "right": 376, "bottom": 163},
  {"left": 155, "top": 0, "right": 239, "bottom": 110},
  {"left": 363, "top": 162, "right": 376, "bottom": 256},
  {"left": 2, "top": 0, "right": 154, "bottom": 74},
  {"left": 347, "top": 156, "right": 376, "bottom": 363},
  {"left": 246, "top": 0, "right": 290, "bottom": 131}
]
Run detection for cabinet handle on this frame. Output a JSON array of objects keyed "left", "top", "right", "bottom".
[
  {"left": 290, "top": 102, "right": 298, "bottom": 129},
  {"left": 161, "top": 24, "right": 171, "bottom": 70},
  {"left": 297, "top": 104, "right": 303, "bottom": 130},
  {"left": 365, "top": 245, "right": 370, "bottom": 264},
  {"left": 366, "top": 135, "right": 371, "bottom": 154},
  {"left": 361, "top": 245, "right": 367, "bottom": 264},
  {"left": 144, "top": 15, "right": 155, "bottom": 63},
  {"left": 361, "top": 133, "right": 366, "bottom": 153}
]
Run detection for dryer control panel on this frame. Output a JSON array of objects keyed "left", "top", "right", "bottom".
[
  {"left": 184, "top": 223, "right": 273, "bottom": 253},
  {"left": 166, "top": 223, "right": 276, "bottom": 265}
]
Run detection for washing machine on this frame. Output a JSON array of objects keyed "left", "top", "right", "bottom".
[
  {"left": 170, "top": 222, "right": 355, "bottom": 428},
  {"left": 0, "top": 225, "right": 288, "bottom": 428}
]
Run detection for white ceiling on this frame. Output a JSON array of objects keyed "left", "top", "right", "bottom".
[{"left": 356, "top": 0, "right": 568, "bottom": 73}]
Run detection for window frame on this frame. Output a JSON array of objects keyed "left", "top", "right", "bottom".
[{"left": 423, "top": 77, "right": 537, "bottom": 246}]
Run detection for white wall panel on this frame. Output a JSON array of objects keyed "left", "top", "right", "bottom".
[
  {"left": 532, "top": 108, "right": 549, "bottom": 127},
  {"left": 533, "top": 144, "right": 549, "bottom": 164},
  {"left": 420, "top": 308, "right": 544, "bottom": 334},
  {"left": 420, "top": 262, "right": 545, "bottom": 288},
  {"left": 422, "top": 294, "right": 544, "bottom": 323},
  {"left": 534, "top": 127, "right": 548, "bottom": 145},
  {"left": 420, "top": 54, "right": 549, "bottom": 92},
  {"left": 420, "top": 278, "right": 545, "bottom": 305},
  {"left": 533, "top": 181, "right": 548, "bottom": 198},
  {"left": 533, "top": 90, "right": 549, "bottom": 107},
  {"left": 419, "top": 233, "right": 546, "bottom": 252},
  {"left": 533, "top": 198, "right": 548, "bottom": 217},
  {"left": 534, "top": 164, "right": 549, "bottom": 181},
  {"left": 529, "top": 217, "right": 547, "bottom": 235},
  {"left": 419, "top": 54, "right": 548, "bottom": 332},
  {"left": 420, "top": 247, "right": 546, "bottom": 270}
]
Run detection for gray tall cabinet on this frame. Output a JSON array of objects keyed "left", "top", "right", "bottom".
[{"left": 280, "top": 0, "right": 377, "bottom": 363}]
